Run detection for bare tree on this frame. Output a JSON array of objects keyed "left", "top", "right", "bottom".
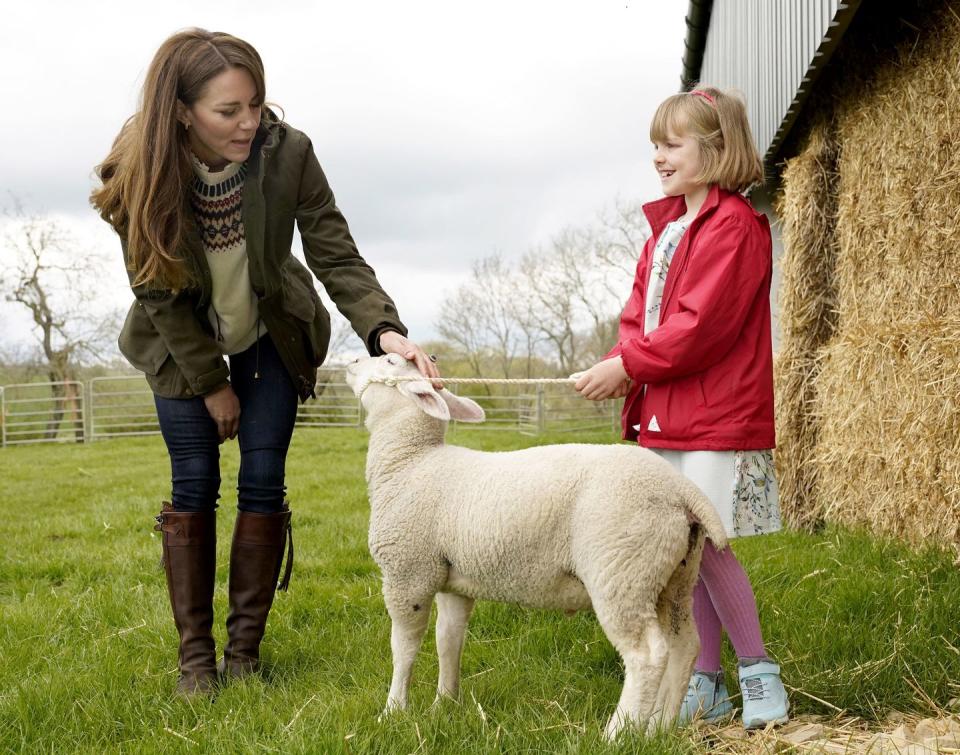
[
  {"left": 519, "top": 214, "right": 639, "bottom": 373},
  {"left": 324, "top": 312, "right": 364, "bottom": 362},
  {"left": 437, "top": 284, "right": 486, "bottom": 377},
  {"left": 580, "top": 201, "right": 651, "bottom": 361},
  {"left": 594, "top": 198, "right": 651, "bottom": 285},
  {"left": 437, "top": 254, "right": 526, "bottom": 379},
  {"left": 518, "top": 241, "right": 581, "bottom": 375},
  {"left": 434, "top": 198, "right": 650, "bottom": 377},
  {"left": 1, "top": 205, "right": 120, "bottom": 439}
]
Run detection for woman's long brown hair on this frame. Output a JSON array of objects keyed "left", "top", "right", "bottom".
[{"left": 91, "top": 29, "right": 266, "bottom": 289}]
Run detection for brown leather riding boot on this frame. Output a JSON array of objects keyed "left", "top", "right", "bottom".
[
  {"left": 155, "top": 503, "right": 218, "bottom": 697},
  {"left": 219, "top": 504, "right": 293, "bottom": 679}
]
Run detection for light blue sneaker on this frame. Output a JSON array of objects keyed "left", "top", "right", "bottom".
[
  {"left": 738, "top": 661, "right": 790, "bottom": 730},
  {"left": 678, "top": 671, "right": 734, "bottom": 724}
]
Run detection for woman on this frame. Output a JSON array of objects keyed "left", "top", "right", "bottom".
[{"left": 91, "top": 28, "right": 438, "bottom": 696}]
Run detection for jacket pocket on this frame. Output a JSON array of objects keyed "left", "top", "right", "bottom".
[
  {"left": 279, "top": 259, "right": 318, "bottom": 322},
  {"left": 118, "top": 302, "right": 170, "bottom": 376},
  {"left": 278, "top": 258, "right": 331, "bottom": 367}
]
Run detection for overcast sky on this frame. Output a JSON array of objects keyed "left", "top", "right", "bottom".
[{"left": 0, "top": 0, "right": 688, "bottom": 353}]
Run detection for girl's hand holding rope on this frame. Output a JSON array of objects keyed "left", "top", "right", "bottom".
[{"left": 573, "top": 356, "right": 631, "bottom": 401}]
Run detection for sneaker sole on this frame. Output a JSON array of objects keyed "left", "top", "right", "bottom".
[
  {"left": 680, "top": 702, "right": 733, "bottom": 726},
  {"left": 743, "top": 714, "right": 790, "bottom": 730}
]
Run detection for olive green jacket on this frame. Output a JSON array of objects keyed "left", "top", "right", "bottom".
[{"left": 116, "top": 112, "right": 407, "bottom": 401}]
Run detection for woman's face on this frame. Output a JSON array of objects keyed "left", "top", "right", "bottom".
[
  {"left": 180, "top": 67, "right": 261, "bottom": 169},
  {"left": 652, "top": 129, "right": 703, "bottom": 197}
]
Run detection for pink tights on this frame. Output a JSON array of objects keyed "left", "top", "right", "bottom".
[{"left": 692, "top": 540, "right": 767, "bottom": 672}]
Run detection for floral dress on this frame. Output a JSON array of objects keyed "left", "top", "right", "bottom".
[{"left": 640, "top": 220, "right": 781, "bottom": 539}]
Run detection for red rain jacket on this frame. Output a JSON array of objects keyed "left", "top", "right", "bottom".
[{"left": 606, "top": 185, "right": 775, "bottom": 450}]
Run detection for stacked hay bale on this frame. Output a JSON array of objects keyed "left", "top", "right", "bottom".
[
  {"left": 775, "top": 2, "right": 960, "bottom": 545},
  {"left": 773, "top": 120, "right": 839, "bottom": 530}
]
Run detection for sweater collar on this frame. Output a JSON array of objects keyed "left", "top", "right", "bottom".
[{"left": 190, "top": 153, "right": 244, "bottom": 186}]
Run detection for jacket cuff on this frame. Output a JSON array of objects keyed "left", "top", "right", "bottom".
[
  {"left": 604, "top": 343, "right": 623, "bottom": 360},
  {"left": 619, "top": 346, "right": 642, "bottom": 384},
  {"left": 189, "top": 365, "right": 231, "bottom": 397}
]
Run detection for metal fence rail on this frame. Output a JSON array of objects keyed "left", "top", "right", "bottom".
[
  {"left": 1, "top": 381, "right": 86, "bottom": 446},
  {"left": 88, "top": 377, "right": 160, "bottom": 439},
  {"left": 297, "top": 372, "right": 361, "bottom": 428},
  {"left": 1, "top": 370, "right": 622, "bottom": 447}
]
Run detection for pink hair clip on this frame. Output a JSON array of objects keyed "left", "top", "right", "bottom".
[{"left": 690, "top": 89, "right": 717, "bottom": 107}]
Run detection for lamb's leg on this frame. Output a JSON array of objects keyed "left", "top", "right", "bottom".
[
  {"left": 598, "top": 614, "right": 669, "bottom": 741},
  {"left": 648, "top": 542, "right": 703, "bottom": 733},
  {"left": 382, "top": 588, "right": 434, "bottom": 714},
  {"left": 434, "top": 592, "right": 475, "bottom": 703},
  {"left": 648, "top": 605, "right": 699, "bottom": 734}
]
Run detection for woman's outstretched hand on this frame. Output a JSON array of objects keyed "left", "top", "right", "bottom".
[
  {"left": 574, "top": 356, "right": 631, "bottom": 401},
  {"left": 378, "top": 331, "right": 443, "bottom": 389}
]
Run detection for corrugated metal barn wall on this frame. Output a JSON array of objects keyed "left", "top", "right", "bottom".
[{"left": 691, "top": 0, "right": 858, "bottom": 166}]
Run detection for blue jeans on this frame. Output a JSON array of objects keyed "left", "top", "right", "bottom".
[{"left": 155, "top": 334, "right": 299, "bottom": 514}]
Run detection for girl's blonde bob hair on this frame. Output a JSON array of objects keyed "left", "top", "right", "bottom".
[{"left": 650, "top": 85, "right": 764, "bottom": 193}]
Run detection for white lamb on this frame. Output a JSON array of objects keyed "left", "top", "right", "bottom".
[{"left": 345, "top": 353, "right": 728, "bottom": 739}]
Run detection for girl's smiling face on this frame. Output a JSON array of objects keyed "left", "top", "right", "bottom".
[{"left": 652, "top": 130, "right": 704, "bottom": 197}]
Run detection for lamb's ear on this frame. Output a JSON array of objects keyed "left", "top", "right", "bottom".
[
  {"left": 439, "top": 390, "right": 485, "bottom": 423},
  {"left": 397, "top": 380, "right": 451, "bottom": 421}
]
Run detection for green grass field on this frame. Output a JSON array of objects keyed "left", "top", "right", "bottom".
[{"left": 1, "top": 428, "right": 959, "bottom": 753}]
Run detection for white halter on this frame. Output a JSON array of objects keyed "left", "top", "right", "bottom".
[{"left": 354, "top": 374, "right": 428, "bottom": 398}]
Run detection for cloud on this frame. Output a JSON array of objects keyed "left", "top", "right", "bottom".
[{"left": 1, "top": 0, "right": 687, "bottom": 348}]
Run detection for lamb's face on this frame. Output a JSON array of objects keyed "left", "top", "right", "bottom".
[
  {"left": 344, "top": 354, "right": 486, "bottom": 424},
  {"left": 344, "top": 353, "right": 417, "bottom": 397}
]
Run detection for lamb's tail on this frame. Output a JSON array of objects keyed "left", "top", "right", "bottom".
[{"left": 677, "top": 475, "right": 728, "bottom": 550}]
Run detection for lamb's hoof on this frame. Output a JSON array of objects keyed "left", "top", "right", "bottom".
[
  {"left": 431, "top": 692, "right": 459, "bottom": 709},
  {"left": 602, "top": 717, "right": 623, "bottom": 742},
  {"left": 646, "top": 713, "right": 673, "bottom": 737},
  {"left": 604, "top": 713, "right": 647, "bottom": 742},
  {"left": 377, "top": 701, "right": 404, "bottom": 723}
]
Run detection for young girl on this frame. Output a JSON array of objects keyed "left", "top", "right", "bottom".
[
  {"left": 575, "top": 86, "right": 789, "bottom": 729},
  {"left": 91, "top": 29, "right": 438, "bottom": 696}
]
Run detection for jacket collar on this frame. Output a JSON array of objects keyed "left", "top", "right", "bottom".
[
  {"left": 248, "top": 108, "right": 284, "bottom": 176},
  {"left": 642, "top": 183, "right": 724, "bottom": 241}
]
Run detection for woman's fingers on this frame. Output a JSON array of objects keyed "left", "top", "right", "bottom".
[
  {"left": 214, "top": 412, "right": 239, "bottom": 443},
  {"left": 226, "top": 414, "right": 240, "bottom": 441},
  {"left": 204, "top": 384, "right": 241, "bottom": 442},
  {"left": 400, "top": 339, "right": 443, "bottom": 387}
]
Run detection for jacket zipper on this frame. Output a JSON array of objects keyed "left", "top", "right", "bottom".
[
  {"left": 252, "top": 140, "right": 270, "bottom": 382},
  {"left": 254, "top": 316, "right": 261, "bottom": 379}
]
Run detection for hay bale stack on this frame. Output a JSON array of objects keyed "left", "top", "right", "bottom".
[
  {"left": 775, "top": 4, "right": 960, "bottom": 545},
  {"left": 814, "top": 321, "right": 960, "bottom": 543},
  {"left": 773, "top": 121, "right": 839, "bottom": 530}
]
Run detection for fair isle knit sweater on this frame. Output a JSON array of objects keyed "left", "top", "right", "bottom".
[{"left": 190, "top": 155, "right": 259, "bottom": 356}]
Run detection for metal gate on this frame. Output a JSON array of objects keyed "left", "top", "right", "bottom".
[{"left": 1, "top": 381, "right": 85, "bottom": 446}]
